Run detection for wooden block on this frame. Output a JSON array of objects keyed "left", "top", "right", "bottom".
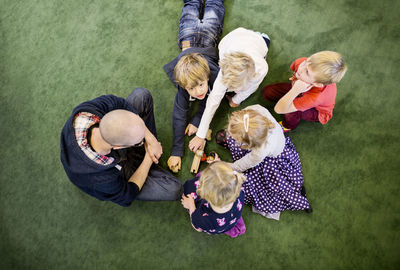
[
  {"left": 190, "top": 130, "right": 211, "bottom": 174},
  {"left": 190, "top": 145, "right": 205, "bottom": 174},
  {"left": 205, "top": 129, "right": 212, "bottom": 141}
]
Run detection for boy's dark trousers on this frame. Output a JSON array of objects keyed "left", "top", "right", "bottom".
[{"left": 262, "top": 83, "right": 319, "bottom": 130}]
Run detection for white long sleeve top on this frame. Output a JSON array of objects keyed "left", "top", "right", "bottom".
[
  {"left": 196, "top": 27, "right": 269, "bottom": 139},
  {"left": 231, "top": 105, "right": 285, "bottom": 173}
]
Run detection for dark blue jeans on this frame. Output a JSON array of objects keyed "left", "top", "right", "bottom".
[
  {"left": 178, "top": 0, "right": 225, "bottom": 49},
  {"left": 123, "top": 88, "right": 183, "bottom": 201}
]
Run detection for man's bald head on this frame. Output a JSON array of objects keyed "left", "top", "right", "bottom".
[{"left": 99, "top": 110, "right": 146, "bottom": 146}]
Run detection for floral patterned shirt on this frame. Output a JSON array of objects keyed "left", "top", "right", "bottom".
[{"left": 183, "top": 177, "right": 244, "bottom": 234}]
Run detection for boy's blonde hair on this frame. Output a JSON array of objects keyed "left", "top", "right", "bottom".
[
  {"left": 174, "top": 53, "right": 210, "bottom": 89},
  {"left": 197, "top": 161, "right": 246, "bottom": 208},
  {"left": 227, "top": 109, "right": 274, "bottom": 150},
  {"left": 219, "top": 52, "right": 255, "bottom": 89},
  {"left": 309, "top": 51, "right": 347, "bottom": 85}
]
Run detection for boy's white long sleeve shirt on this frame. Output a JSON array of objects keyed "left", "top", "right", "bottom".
[
  {"left": 231, "top": 105, "right": 285, "bottom": 173},
  {"left": 196, "top": 27, "right": 269, "bottom": 139}
]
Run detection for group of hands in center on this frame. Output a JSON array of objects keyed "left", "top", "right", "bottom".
[
  {"left": 167, "top": 123, "right": 205, "bottom": 173},
  {"left": 167, "top": 76, "right": 314, "bottom": 173},
  {"left": 167, "top": 93, "right": 242, "bottom": 173},
  {"left": 180, "top": 152, "right": 222, "bottom": 214}
]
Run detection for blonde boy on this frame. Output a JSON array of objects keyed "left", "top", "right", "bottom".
[
  {"left": 263, "top": 51, "right": 347, "bottom": 131},
  {"left": 163, "top": 0, "right": 225, "bottom": 172}
]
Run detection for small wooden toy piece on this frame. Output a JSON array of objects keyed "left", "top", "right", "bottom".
[
  {"left": 190, "top": 129, "right": 212, "bottom": 174},
  {"left": 200, "top": 151, "right": 216, "bottom": 162},
  {"left": 190, "top": 146, "right": 204, "bottom": 174},
  {"left": 205, "top": 129, "right": 212, "bottom": 141}
]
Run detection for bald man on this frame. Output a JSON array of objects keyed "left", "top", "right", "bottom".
[{"left": 60, "top": 88, "right": 182, "bottom": 206}]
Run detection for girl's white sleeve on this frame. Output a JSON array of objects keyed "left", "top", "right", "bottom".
[
  {"left": 231, "top": 85, "right": 258, "bottom": 105},
  {"left": 196, "top": 71, "right": 227, "bottom": 139},
  {"left": 231, "top": 148, "right": 265, "bottom": 172}
]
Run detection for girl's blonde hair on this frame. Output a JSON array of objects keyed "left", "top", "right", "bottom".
[
  {"left": 197, "top": 162, "right": 245, "bottom": 208},
  {"left": 219, "top": 52, "right": 255, "bottom": 89},
  {"left": 227, "top": 109, "right": 274, "bottom": 149},
  {"left": 309, "top": 51, "right": 347, "bottom": 85},
  {"left": 174, "top": 53, "right": 210, "bottom": 89}
]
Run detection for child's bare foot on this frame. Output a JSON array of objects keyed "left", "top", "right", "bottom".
[{"left": 181, "top": 40, "right": 191, "bottom": 51}]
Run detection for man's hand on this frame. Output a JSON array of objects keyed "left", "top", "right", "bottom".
[
  {"left": 226, "top": 94, "right": 240, "bottom": 107},
  {"left": 181, "top": 194, "right": 196, "bottom": 214},
  {"left": 292, "top": 79, "right": 313, "bottom": 93},
  {"left": 143, "top": 149, "right": 153, "bottom": 163},
  {"left": 189, "top": 136, "right": 206, "bottom": 153},
  {"left": 128, "top": 147, "right": 153, "bottom": 190},
  {"left": 168, "top": 156, "right": 181, "bottom": 173},
  {"left": 144, "top": 139, "right": 163, "bottom": 164},
  {"left": 185, "top": 124, "right": 198, "bottom": 136}
]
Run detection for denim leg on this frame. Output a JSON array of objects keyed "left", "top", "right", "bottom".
[
  {"left": 135, "top": 164, "right": 183, "bottom": 201},
  {"left": 121, "top": 149, "right": 183, "bottom": 201},
  {"left": 126, "top": 88, "right": 157, "bottom": 138},
  {"left": 203, "top": 0, "right": 224, "bottom": 32},
  {"left": 199, "top": 0, "right": 225, "bottom": 47},
  {"left": 178, "top": 0, "right": 203, "bottom": 49}
]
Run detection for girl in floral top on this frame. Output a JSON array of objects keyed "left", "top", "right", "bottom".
[{"left": 181, "top": 161, "right": 246, "bottom": 238}]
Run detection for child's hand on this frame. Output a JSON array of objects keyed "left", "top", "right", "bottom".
[
  {"left": 292, "top": 79, "right": 313, "bottom": 93},
  {"left": 167, "top": 156, "right": 181, "bottom": 173},
  {"left": 226, "top": 95, "right": 240, "bottom": 107},
  {"left": 189, "top": 136, "right": 205, "bottom": 153},
  {"left": 185, "top": 124, "right": 198, "bottom": 136},
  {"left": 206, "top": 152, "right": 221, "bottom": 164},
  {"left": 289, "top": 73, "right": 297, "bottom": 83},
  {"left": 181, "top": 194, "right": 196, "bottom": 214}
]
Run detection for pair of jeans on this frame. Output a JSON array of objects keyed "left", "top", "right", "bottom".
[
  {"left": 178, "top": 0, "right": 225, "bottom": 49},
  {"left": 122, "top": 88, "right": 183, "bottom": 201},
  {"left": 262, "top": 83, "right": 320, "bottom": 130}
]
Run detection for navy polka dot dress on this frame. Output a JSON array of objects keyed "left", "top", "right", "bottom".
[{"left": 227, "top": 136, "right": 310, "bottom": 214}]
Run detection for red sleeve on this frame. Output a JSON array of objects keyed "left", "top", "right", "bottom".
[
  {"left": 293, "top": 88, "right": 321, "bottom": 111},
  {"left": 290, "top": 57, "right": 307, "bottom": 72}
]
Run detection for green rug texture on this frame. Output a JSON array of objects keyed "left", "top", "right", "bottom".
[{"left": 1, "top": 0, "right": 399, "bottom": 269}]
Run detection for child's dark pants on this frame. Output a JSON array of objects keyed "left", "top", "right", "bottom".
[{"left": 262, "top": 83, "right": 319, "bottom": 130}]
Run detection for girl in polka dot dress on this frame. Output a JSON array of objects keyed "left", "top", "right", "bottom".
[
  {"left": 219, "top": 104, "right": 311, "bottom": 220},
  {"left": 181, "top": 161, "right": 246, "bottom": 237}
]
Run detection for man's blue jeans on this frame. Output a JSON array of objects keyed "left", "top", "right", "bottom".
[{"left": 178, "top": 0, "right": 225, "bottom": 49}]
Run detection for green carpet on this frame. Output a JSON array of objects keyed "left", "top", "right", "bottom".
[{"left": 1, "top": 0, "right": 399, "bottom": 269}]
